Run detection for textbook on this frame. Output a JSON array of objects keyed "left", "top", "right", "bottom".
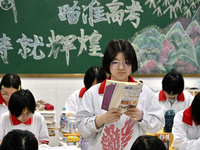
[{"left": 101, "top": 79, "right": 143, "bottom": 112}]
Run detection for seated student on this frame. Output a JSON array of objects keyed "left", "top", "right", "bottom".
[
  {"left": 0, "top": 73, "right": 21, "bottom": 118},
  {"left": 0, "top": 129, "right": 38, "bottom": 150},
  {"left": 155, "top": 69, "right": 193, "bottom": 114},
  {"left": 131, "top": 135, "right": 166, "bottom": 150},
  {"left": 65, "top": 66, "right": 107, "bottom": 150},
  {"left": 65, "top": 65, "right": 107, "bottom": 113},
  {"left": 0, "top": 89, "right": 49, "bottom": 144},
  {"left": 172, "top": 92, "right": 200, "bottom": 150}
]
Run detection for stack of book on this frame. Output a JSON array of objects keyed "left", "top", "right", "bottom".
[{"left": 36, "top": 110, "right": 56, "bottom": 136}]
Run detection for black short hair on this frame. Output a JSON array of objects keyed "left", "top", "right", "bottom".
[
  {"left": 0, "top": 73, "right": 21, "bottom": 90},
  {"left": 84, "top": 66, "right": 107, "bottom": 89},
  {"left": 191, "top": 92, "right": 200, "bottom": 125},
  {"left": 131, "top": 135, "right": 166, "bottom": 150},
  {"left": 0, "top": 129, "right": 38, "bottom": 150},
  {"left": 8, "top": 89, "right": 36, "bottom": 118},
  {"left": 102, "top": 39, "right": 138, "bottom": 74},
  {"left": 162, "top": 69, "right": 184, "bottom": 95}
]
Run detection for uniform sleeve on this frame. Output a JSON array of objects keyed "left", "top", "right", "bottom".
[
  {"left": 76, "top": 87, "right": 103, "bottom": 139},
  {"left": 172, "top": 111, "right": 200, "bottom": 150},
  {"left": 0, "top": 115, "right": 4, "bottom": 141},
  {"left": 38, "top": 114, "right": 49, "bottom": 144},
  {"left": 65, "top": 90, "right": 79, "bottom": 113},
  {"left": 191, "top": 139, "right": 200, "bottom": 150},
  {"left": 137, "top": 86, "right": 165, "bottom": 134},
  {"left": 0, "top": 113, "right": 7, "bottom": 142}
]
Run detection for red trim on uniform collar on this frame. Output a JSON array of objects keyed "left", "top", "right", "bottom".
[
  {"left": 182, "top": 106, "right": 198, "bottom": 126},
  {"left": 158, "top": 90, "right": 184, "bottom": 102},
  {"left": 0, "top": 93, "right": 7, "bottom": 106},
  {"left": 10, "top": 113, "right": 32, "bottom": 125},
  {"left": 79, "top": 87, "right": 87, "bottom": 98},
  {"left": 98, "top": 77, "right": 108, "bottom": 94},
  {"left": 158, "top": 90, "right": 166, "bottom": 101},
  {"left": 177, "top": 92, "right": 184, "bottom": 101},
  {"left": 39, "top": 140, "right": 49, "bottom": 144},
  {"left": 98, "top": 76, "right": 137, "bottom": 94}
]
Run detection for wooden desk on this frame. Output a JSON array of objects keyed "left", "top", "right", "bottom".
[
  {"left": 147, "top": 129, "right": 174, "bottom": 150},
  {"left": 62, "top": 133, "right": 81, "bottom": 137},
  {"left": 187, "top": 89, "right": 200, "bottom": 97}
]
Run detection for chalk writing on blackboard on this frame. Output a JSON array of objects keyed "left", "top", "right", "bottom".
[
  {"left": 16, "top": 34, "right": 45, "bottom": 60},
  {"left": 58, "top": 0, "right": 143, "bottom": 27},
  {"left": 0, "top": 0, "right": 144, "bottom": 66},
  {"left": 46, "top": 29, "right": 103, "bottom": 65},
  {"left": 0, "top": 29, "right": 103, "bottom": 65},
  {"left": 0, "top": 34, "right": 13, "bottom": 64},
  {"left": 0, "top": 0, "right": 17, "bottom": 23}
]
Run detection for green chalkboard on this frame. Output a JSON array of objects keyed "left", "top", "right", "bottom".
[{"left": 0, "top": 0, "right": 199, "bottom": 75}]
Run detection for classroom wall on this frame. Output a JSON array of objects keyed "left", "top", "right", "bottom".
[{"left": 1, "top": 76, "right": 200, "bottom": 146}]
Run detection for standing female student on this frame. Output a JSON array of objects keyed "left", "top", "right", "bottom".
[
  {"left": 76, "top": 39, "right": 165, "bottom": 150},
  {"left": 0, "top": 73, "right": 21, "bottom": 118},
  {"left": 0, "top": 89, "right": 49, "bottom": 144}
]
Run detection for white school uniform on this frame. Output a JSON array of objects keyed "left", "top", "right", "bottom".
[
  {"left": 0, "top": 111, "right": 49, "bottom": 144},
  {"left": 65, "top": 87, "right": 90, "bottom": 150},
  {"left": 172, "top": 107, "right": 200, "bottom": 150},
  {"left": 76, "top": 77, "right": 165, "bottom": 150},
  {"left": 0, "top": 94, "right": 8, "bottom": 119},
  {"left": 65, "top": 87, "right": 87, "bottom": 113},
  {"left": 155, "top": 90, "right": 193, "bottom": 114}
]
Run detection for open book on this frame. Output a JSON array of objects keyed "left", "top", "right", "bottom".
[{"left": 101, "top": 79, "right": 143, "bottom": 112}]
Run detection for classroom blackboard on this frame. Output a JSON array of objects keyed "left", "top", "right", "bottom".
[{"left": 0, "top": 0, "right": 200, "bottom": 75}]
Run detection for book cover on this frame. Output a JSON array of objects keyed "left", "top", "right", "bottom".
[{"left": 101, "top": 80, "right": 143, "bottom": 112}]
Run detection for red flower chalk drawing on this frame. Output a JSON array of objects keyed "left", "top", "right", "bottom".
[{"left": 101, "top": 118, "right": 135, "bottom": 150}]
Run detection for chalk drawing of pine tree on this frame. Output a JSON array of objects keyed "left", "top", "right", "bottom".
[{"left": 145, "top": 0, "right": 200, "bottom": 19}]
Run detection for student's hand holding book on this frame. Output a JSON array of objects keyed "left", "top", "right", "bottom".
[
  {"left": 124, "top": 106, "right": 143, "bottom": 122},
  {"left": 95, "top": 108, "right": 122, "bottom": 128}
]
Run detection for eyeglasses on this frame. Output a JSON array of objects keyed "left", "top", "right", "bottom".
[
  {"left": 17, "top": 113, "right": 33, "bottom": 119},
  {"left": 110, "top": 61, "right": 132, "bottom": 69},
  {"left": 1, "top": 89, "right": 17, "bottom": 99},
  {"left": 1, "top": 91, "right": 11, "bottom": 98},
  {"left": 1, "top": 93, "right": 9, "bottom": 98}
]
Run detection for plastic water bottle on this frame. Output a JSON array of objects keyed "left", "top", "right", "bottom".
[
  {"left": 67, "top": 112, "right": 76, "bottom": 134},
  {"left": 60, "top": 108, "right": 69, "bottom": 133},
  {"left": 164, "top": 110, "right": 175, "bottom": 133},
  {"left": 70, "top": 118, "right": 76, "bottom": 133}
]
